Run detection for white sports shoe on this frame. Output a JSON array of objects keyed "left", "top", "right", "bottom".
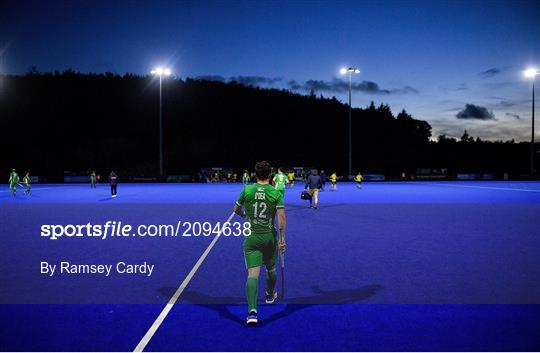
[{"left": 265, "top": 291, "right": 278, "bottom": 304}]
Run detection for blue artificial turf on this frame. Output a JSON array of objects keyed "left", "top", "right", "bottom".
[{"left": 0, "top": 182, "right": 539, "bottom": 351}]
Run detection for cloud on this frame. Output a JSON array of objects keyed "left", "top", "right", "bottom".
[
  {"left": 287, "top": 80, "right": 302, "bottom": 91},
  {"left": 455, "top": 83, "right": 468, "bottom": 91},
  {"left": 480, "top": 67, "right": 502, "bottom": 78},
  {"left": 393, "top": 86, "right": 419, "bottom": 94},
  {"left": 194, "top": 75, "right": 283, "bottom": 87},
  {"left": 505, "top": 112, "right": 521, "bottom": 120},
  {"left": 229, "top": 76, "right": 282, "bottom": 86},
  {"left": 495, "top": 100, "right": 516, "bottom": 108},
  {"left": 194, "top": 75, "right": 226, "bottom": 82},
  {"left": 456, "top": 104, "right": 495, "bottom": 120},
  {"left": 443, "top": 106, "right": 464, "bottom": 112},
  {"left": 288, "top": 78, "right": 418, "bottom": 95}
]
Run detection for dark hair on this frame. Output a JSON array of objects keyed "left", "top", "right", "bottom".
[{"left": 254, "top": 161, "right": 272, "bottom": 180}]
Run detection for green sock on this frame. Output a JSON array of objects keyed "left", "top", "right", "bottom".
[
  {"left": 266, "top": 268, "right": 276, "bottom": 295},
  {"left": 246, "top": 276, "right": 258, "bottom": 313}
]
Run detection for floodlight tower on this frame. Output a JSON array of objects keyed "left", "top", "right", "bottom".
[
  {"left": 524, "top": 68, "right": 539, "bottom": 177},
  {"left": 340, "top": 67, "right": 360, "bottom": 178},
  {"left": 151, "top": 67, "right": 172, "bottom": 178}
]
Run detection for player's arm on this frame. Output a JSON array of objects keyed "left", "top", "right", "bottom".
[
  {"left": 233, "top": 202, "right": 246, "bottom": 218},
  {"left": 234, "top": 188, "right": 246, "bottom": 218},
  {"left": 277, "top": 208, "right": 286, "bottom": 252}
]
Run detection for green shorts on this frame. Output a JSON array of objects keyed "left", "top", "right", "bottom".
[{"left": 243, "top": 231, "right": 278, "bottom": 270}]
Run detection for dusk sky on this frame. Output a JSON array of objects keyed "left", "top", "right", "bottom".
[{"left": 1, "top": 0, "right": 539, "bottom": 141}]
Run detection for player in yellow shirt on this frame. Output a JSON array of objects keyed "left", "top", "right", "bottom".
[
  {"left": 355, "top": 172, "right": 363, "bottom": 189},
  {"left": 330, "top": 172, "right": 337, "bottom": 190},
  {"left": 287, "top": 171, "right": 295, "bottom": 188},
  {"left": 22, "top": 172, "right": 31, "bottom": 195}
]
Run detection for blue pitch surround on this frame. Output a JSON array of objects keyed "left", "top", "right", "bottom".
[{"left": 0, "top": 182, "right": 539, "bottom": 351}]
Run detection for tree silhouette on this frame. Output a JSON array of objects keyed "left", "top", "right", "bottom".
[{"left": 0, "top": 71, "right": 535, "bottom": 179}]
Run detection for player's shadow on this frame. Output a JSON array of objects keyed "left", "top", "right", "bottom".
[
  {"left": 160, "top": 284, "right": 382, "bottom": 327},
  {"left": 99, "top": 196, "right": 114, "bottom": 201},
  {"left": 285, "top": 203, "right": 348, "bottom": 212}
]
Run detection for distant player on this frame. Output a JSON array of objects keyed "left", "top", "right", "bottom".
[
  {"left": 22, "top": 172, "right": 31, "bottom": 195},
  {"left": 287, "top": 170, "right": 295, "bottom": 188},
  {"left": 90, "top": 171, "right": 97, "bottom": 188},
  {"left": 301, "top": 169, "right": 308, "bottom": 183},
  {"left": 234, "top": 161, "right": 286, "bottom": 325},
  {"left": 320, "top": 170, "right": 327, "bottom": 191},
  {"left": 330, "top": 172, "right": 337, "bottom": 190},
  {"left": 272, "top": 167, "right": 288, "bottom": 198},
  {"left": 8, "top": 169, "right": 19, "bottom": 196},
  {"left": 242, "top": 170, "right": 251, "bottom": 185},
  {"left": 305, "top": 169, "right": 322, "bottom": 209},
  {"left": 109, "top": 171, "right": 118, "bottom": 197},
  {"left": 355, "top": 172, "right": 363, "bottom": 188}
]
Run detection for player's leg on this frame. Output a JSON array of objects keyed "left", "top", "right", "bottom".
[
  {"left": 308, "top": 189, "right": 314, "bottom": 207},
  {"left": 263, "top": 237, "right": 279, "bottom": 303},
  {"left": 11, "top": 184, "right": 16, "bottom": 196},
  {"left": 246, "top": 265, "right": 260, "bottom": 315},
  {"left": 244, "top": 239, "right": 263, "bottom": 324},
  {"left": 313, "top": 188, "right": 319, "bottom": 208}
]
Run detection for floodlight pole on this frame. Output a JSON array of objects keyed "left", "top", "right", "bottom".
[
  {"left": 531, "top": 77, "right": 536, "bottom": 177},
  {"left": 152, "top": 68, "right": 171, "bottom": 178},
  {"left": 347, "top": 71, "right": 352, "bottom": 178},
  {"left": 341, "top": 67, "right": 359, "bottom": 178},
  {"left": 159, "top": 74, "right": 163, "bottom": 179}
]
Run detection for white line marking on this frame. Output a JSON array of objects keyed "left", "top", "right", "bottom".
[
  {"left": 429, "top": 183, "right": 540, "bottom": 193},
  {"left": 133, "top": 211, "right": 236, "bottom": 352}
]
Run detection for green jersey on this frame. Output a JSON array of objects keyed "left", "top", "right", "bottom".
[
  {"left": 9, "top": 172, "right": 19, "bottom": 185},
  {"left": 23, "top": 175, "right": 30, "bottom": 184},
  {"left": 273, "top": 173, "right": 287, "bottom": 191},
  {"left": 91, "top": 172, "right": 96, "bottom": 181},
  {"left": 242, "top": 172, "right": 250, "bottom": 184},
  {"left": 236, "top": 183, "right": 284, "bottom": 234}
]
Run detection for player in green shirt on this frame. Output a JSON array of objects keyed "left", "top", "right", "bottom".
[
  {"left": 22, "top": 172, "right": 31, "bottom": 195},
  {"left": 272, "top": 167, "right": 288, "bottom": 198},
  {"left": 234, "top": 161, "right": 286, "bottom": 325},
  {"left": 8, "top": 169, "right": 19, "bottom": 196},
  {"left": 90, "top": 171, "right": 97, "bottom": 188},
  {"left": 242, "top": 170, "right": 251, "bottom": 185}
]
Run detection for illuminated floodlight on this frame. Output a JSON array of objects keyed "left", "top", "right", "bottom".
[
  {"left": 341, "top": 67, "right": 360, "bottom": 75},
  {"left": 151, "top": 67, "right": 170, "bottom": 76},
  {"left": 524, "top": 68, "right": 539, "bottom": 78}
]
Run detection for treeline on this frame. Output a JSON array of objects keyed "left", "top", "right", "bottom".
[{"left": 0, "top": 71, "right": 535, "bottom": 179}]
